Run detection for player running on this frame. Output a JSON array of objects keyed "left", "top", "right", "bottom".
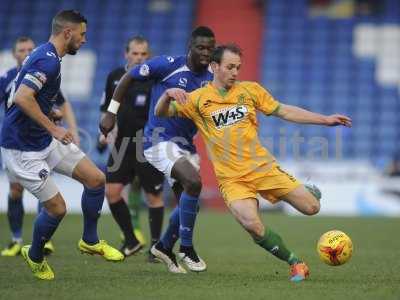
[
  {"left": 0, "top": 10, "right": 123, "bottom": 281},
  {"left": 100, "top": 26, "right": 216, "bottom": 273},
  {"left": 154, "top": 44, "right": 352, "bottom": 281},
  {"left": 97, "top": 36, "right": 165, "bottom": 260},
  {"left": 0, "top": 36, "right": 79, "bottom": 257}
]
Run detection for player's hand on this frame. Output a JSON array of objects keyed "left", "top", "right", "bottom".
[
  {"left": 166, "top": 88, "right": 188, "bottom": 105},
  {"left": 51, "top": 126, "right": 74, "bottom": 145},
  {"left": 324, "top": 114, "right": 352, "bottom": 127},
  {"left": 99, "top": 112, "right": 116, "bottom": 137},
  {"left": 96, "top": 134, "right": 108, "bottom": 153}
]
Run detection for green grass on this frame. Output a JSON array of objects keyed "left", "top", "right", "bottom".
[{"left": 1, "top": 211, "right": 399, "bottom": 300}]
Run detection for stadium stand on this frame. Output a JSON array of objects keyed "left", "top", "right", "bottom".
[{"left": 261, "top": 0, "right": 400, "bottom": 163}]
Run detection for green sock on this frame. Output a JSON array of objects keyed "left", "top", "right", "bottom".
[
  {"left": 128, "top": 183, "right": 141, "bottom": 230},
  {"left": 305, "top": 184, "right": 321, "bottom": 201},
  {"left": 254, "top": 227, "right": 299, "bottom": 265}
]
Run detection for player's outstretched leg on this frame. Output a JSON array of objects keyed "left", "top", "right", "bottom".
[
  {"left": 151, "top": 207, "right": 186, "bottom": 273},
  {"left": 1, "top": 183, "right": 24, "bottom": 257},
  {"left": 229, "top": 198, "right": 309, "bottom": 282},
  {"left": 72, "top": 157, "right": 124, "bottom": 261},
  {"left": 283, "top": 185, "right": 321, "bottom": 216},
  {"left": 170, "top": 158, "right": 206, "bottom": 272},
  {"left": 22, "top": 191, "right": 66, "bottom": 280}
]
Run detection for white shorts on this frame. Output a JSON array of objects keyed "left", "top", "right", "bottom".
[
  {"left": 143, "top": 141, "right": 200, "bottom": 186},
  {"left": 1, "top": 139, "right": 85, "bottom": 202}
]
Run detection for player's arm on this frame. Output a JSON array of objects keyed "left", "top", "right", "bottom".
[
  {"left": 155, "top": 88, "right": 188, "bottom": 117},
  {"left": 100, "top": 56, "right": 174, "bottom": 136},
  {"left": 272, "top": 104, "right": 352, "bottom": 127},
  {"left": 58, "top": 93, "right": 80, "bottom": 145},
  {"left": 13, "top": 84, "right": 73, "bottom": 144},
  {"left": 97, "top": 71, "right": 118, "bottom": 151},
  {"left": 99, "top": 72, "right": 132, "bottom": 136}
]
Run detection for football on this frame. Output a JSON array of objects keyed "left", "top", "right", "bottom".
[{"left": 317, "top": 230, "right": 353, "bottom": 266}]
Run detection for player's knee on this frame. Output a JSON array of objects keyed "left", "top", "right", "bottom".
[
  {"left": 304, "top": 200, "right": 320, "bottom": 215},
  {"left": 9, "top": 183, "right": 24, "bottom": 200},
  {"left": 85, "top": 171, "right": 106, "bottom": 189},
  {"left": 44, "top": 200, "right": 66, "bottom": 218},
  {"left": 184, "top": 176, "right": 202, "bottom": 196}
]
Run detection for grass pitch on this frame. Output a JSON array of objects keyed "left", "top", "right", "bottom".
[{"left": 0, "top": 211, "right": 399, "bottom": 300}]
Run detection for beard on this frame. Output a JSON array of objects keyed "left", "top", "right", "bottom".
[{"left": 66, "top": 42, "right": 78, "bottom": 55}]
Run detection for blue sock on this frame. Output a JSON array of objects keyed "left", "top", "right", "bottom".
[
  {"left": 81, "top": 186, "right": 104, "bottom": 245},
  {"left": 179, "top": 192, "right": 199, "bottom": 247},
  {"left": 29, "top": 209, "right": 62, "bottom": 262},
  {"left": 37, "top": 201, "right": 43, "bottom": 214},
  {"left": 7, "top": 195, "right": 24, "bottom": 241},
  {"left": 160, "top": 207, "right": 180, "bottom": 249}
]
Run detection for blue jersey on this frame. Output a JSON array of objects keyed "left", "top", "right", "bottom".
[
  {"left": 0, "top": 42, "right": 62, "bottom": 151},
  {"left": 129, "top": 55, "right": 213, "bottom": 153},
  {"left": 0, "top": 67, "right": 18, "bottom": 112}
]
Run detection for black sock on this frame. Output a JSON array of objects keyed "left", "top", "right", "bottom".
[
  {"left": 148, "top": 207, "right": 164, "bottom": 245},
  {"left": 109, "top": 199, "right": 139, "bottom": 246}
]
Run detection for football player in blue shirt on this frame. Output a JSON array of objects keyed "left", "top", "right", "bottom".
[
  {"left": 0, "top": 10, "right": 123, "bottom": 281},
  {"left": 0, "top": 36, "right": 79, "bottom": 257},
  {"left": 100, "top": 26, "right": 216, "bottom": 273}
]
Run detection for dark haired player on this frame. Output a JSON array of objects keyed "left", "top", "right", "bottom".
[
  {"left": 0, "top": 10, "right": 123, "bottom": 281},
  {"left": 100, "top": 26, "right": 216, "bottom": 273},
  {"left": 0, "top": 36, "right": 79, "bottom": 257}
]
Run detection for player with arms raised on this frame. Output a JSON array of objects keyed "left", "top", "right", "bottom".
[
  {"left": 155, "top": 44, "right": 352, "bottom": 281},
  {"left": 0, "top": 10, "right": 123, "bottom": 281},
  {"left": 100, "top": 27, "right": 216, "bottom": 273}
]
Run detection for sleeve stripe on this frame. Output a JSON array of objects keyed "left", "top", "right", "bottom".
[
  {"left": 268, "top": 103, "right": 281, "bottom": 115},
  {"left": 24, "top": 74, "right": 43, "bottom": 90}
]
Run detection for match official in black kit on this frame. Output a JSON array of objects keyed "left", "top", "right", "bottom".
[{"left": 98, "top": 36, "right": 164, "bottom": 261}]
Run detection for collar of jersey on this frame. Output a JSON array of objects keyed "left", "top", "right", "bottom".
[{"left": 210, "top": 82, "right": 238, "bottom": 98}]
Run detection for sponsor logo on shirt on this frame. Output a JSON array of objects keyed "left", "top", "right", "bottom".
[
  {"left": 139, "top": 64, "right": 150, "bottom": 77},
  {"left": 211, "top": 105, "right": 248, "bottom": 129},
  {"left": 135, "top": 94, "right": 147, "bottom": 106},
  {"left": 178, "top": 77, "right": 187, "bottom": 88}
]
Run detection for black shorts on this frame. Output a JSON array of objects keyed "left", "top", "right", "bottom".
[{"left": 106, "top": 137, "right": 164, "bottom": 195}]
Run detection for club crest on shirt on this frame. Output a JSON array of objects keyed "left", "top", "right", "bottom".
[
  {"left": 237, "top": 94, "right": 245, "bottom": 105},
  {"left": 211, "top": 105, "right": 248, "bottom": 129},
  {"left": 139, "top": 64, "right": 150, "bottom": 77},
  {"left": 38, "top": 168, "right": 49, "bottom": 180}
]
